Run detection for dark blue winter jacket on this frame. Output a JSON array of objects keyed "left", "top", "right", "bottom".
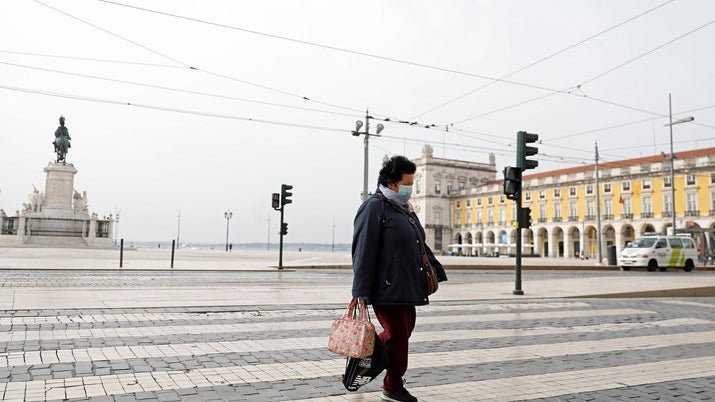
[{"left": 351, "top": 191, "right": 447, "bottom": 306}]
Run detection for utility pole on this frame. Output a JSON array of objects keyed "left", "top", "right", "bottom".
[
  {"left": 177, "top": 209, "right": 181, "bottom": 248},
  {"left": 351, "top": 110, "right": 384, "bottom": 201},
  {"left": 595, "top": 142, "right": 603, "bottom": 264},
  {"left": 267, "top": 213, "right": 270, "bottom": 251},
  {"left": 664, "top": 94, "right": 695, "bottom": 235}
]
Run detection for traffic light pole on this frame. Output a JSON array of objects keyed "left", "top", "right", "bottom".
[
  {"left": 278, "top": 205, "right": 284, "bottom": 269},
  {"left": 514, "top": 194, "right": 524, "bottom": 295}
]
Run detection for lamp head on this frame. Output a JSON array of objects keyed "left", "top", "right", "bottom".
[
  {"left": 355, "top": 120, "right": 363, "bottom": 131},
  {"left": 376, "top": 123, "right": 384, "bottom": 135}
]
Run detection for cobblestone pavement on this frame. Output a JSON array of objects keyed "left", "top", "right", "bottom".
[
  {"left": 1, "top": 269, "right": 710, "bottom": 287},
  {"left": 1, "top": 292, "right": 714, "bottom": 401}
]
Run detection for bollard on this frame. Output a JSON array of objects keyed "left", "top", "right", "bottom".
[
  {"left": 171, "top": 239, "right": 175, "bottom": 268},
  {"left": 120, "top": 238, "right": 124, "bottom": 268}
]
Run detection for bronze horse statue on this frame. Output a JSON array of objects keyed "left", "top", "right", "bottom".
[{"left": 53, "top": 116, "right": 71, "bottom": 163}]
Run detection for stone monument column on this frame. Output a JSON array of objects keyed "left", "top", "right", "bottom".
[{"left": 43, "top": 163, "right": 77, "bottom": 217}]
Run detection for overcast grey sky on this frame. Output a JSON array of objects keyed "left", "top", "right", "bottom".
[{"left": 1, "top": 0, "right": 713, "bottom": 245}]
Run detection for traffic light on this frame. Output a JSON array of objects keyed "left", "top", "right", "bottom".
[
  {"left": 271, "top": 193, "right": 280, "bottom": 210},
  {"left": 518, "top": 207, "right": 532, "bottom": 229},
  {"left": 281, "top": 184, "right": 293, "bottom": 206},
  {"left": 281, "top": 222, "right": 288, "bottom": 235},
  {"left": 517, "top": 131, "right": 539, "bottom": 171},
  {"left": 503, "top": 166, "right": 521, "bottom": 200}
]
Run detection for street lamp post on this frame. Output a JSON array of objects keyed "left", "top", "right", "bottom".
[
  {"left": 224, "top": 210, "right": 233, "bottom": 251},
  {"left": 664, "top": 93, "right": 694, "bottom": 235},
  {"left": 352, "top": 110, "right": 384, "bottom": 201}
]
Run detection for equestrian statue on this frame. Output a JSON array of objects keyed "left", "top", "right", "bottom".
[{"left": 53, "top": 115, "right": 71, "bottom": 163}]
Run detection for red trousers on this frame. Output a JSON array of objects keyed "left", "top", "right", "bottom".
[{"left": 373, "top": 305, "right": 416, "bottom": 392}]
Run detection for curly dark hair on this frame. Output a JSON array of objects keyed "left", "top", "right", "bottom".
[{"left": 378, "top": 155, "right": 416, "bottom": 186}]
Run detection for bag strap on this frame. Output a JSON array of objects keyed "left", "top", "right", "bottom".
[{"left": 377, "top": 194, "right": 431, "bottom": 268}]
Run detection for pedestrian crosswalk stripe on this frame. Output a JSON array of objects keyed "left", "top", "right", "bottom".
[
  {"left": 287, "top": 355, "right": 715, "bottom": 402},
  {"left": 0, "top": 301, "right": 592, "bottom": 326},
  {"left": 0, "top": 316, "right": 707, "bottom": 344},
  {"left": 659, "top": 299, "right": 715, "bottom": 309},
  {"left": 4, "top": 334, "right": 715, "bottom": 401}
]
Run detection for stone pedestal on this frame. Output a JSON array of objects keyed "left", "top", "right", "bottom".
[{"left": 43, "top": 163, "right": 77, "bottom": 218}]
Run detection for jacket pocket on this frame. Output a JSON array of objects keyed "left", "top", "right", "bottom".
[{"left": 384, "top": 257, "right": 395, "bottom": 287}]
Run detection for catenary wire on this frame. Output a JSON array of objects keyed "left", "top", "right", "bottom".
[
  {"left": 32, "top": 0, "right": 368, "bottom": 116},
  {"left": 0, "top": 49, "right": 184, "bottom": 68},
  {"left": 0, "top": 60, "right": 363, "bottom": 118},
  {"left": 0, "top": 84, "right": 349, "bottom": 133},
  {"left": 452, "top": 18, "right": 715, "bottom": 125},
  {"left": 28, "top": 0, "right": 715, "bottom": 158},
  {"left": 409, "top": 0, "right": 677, "bottom": 119}
]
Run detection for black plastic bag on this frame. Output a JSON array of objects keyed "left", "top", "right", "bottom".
[{"left": 342, "top": 332, "right": 390, "bottom": 391}]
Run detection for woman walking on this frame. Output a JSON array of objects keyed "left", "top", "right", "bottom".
[{"left": 352, "top": 155, "right": 447, "bottom": 402}]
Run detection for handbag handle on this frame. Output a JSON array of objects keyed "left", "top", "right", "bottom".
[{"left": 346, "top": 297, "right": 370, "bottom": 322}]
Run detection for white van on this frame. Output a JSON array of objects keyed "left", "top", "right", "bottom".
[{"left": 619, "top": 235, "right": 697, "bottom": 272}]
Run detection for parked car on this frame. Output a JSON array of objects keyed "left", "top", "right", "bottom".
[{"left": 619, "top": 235, "right": 696, "bottom": 272}]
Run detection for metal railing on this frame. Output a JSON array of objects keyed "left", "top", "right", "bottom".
[
  {"left": 26, "top": 218, "right": 87, "bottom": 237},
  {"left": 685, "top": 210, "right": 700, "bottom": 217},
  {"left": 641, "top": 212, "right": 654, "bottom": 218},
  {"left": 1, "top": 217, "right": 17, "bottom": 235}
]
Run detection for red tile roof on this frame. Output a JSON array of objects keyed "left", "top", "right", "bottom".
[{"left": 486, "top": 147, "right": 715, "bottom": 185}]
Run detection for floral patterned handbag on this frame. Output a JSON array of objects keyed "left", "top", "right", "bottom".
[{"left": 328, "top": 298, "right": 376, "bottom": 358}]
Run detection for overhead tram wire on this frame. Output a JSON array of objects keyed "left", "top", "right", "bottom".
[
  {"left": 0, "top": 60, "right": 363, "bottom": 119},
  {"left": 0, "top": 84, "right": 348, "bottom": 133},
  {"left": 95, "top": 0, "right": 599, "bottom": 95},
  {"left": 0, "top": 50, "right": 184, "bottom": 68},
  {"left": 547, "top": 104, "right": 715, "bottom": 142},
  {"left": 451, "top": 18, "right": 715, "bottom": 125},
  {"left": 99, "top": 0, "right": 709, "bottom": 131},
  {"left": 33, "top": 0, "right": 189, "bottom": 68},
  {"left": 408, "top": 0, "right": 677, "bottom": 120},
  {"left": 38, "top": 0, "right": 695, "bottom": 150},
  {"left": 33, "top": 0, "right": 366, "bottom": 116}
]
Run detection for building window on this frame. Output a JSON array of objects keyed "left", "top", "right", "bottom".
[
  {"left": 488, "top": 197, "right": 493, "bottom": 205},
  {"left": 539, "top": 204, "right": 546, "bottom": 220},
  {"left": 466, "top": 200, "right": 471, "bottom": 207},
  {"left": 525, "top": 192, "right": 531, "bottom": 201},
  {"left": 434, "top": 211, "right": 441, "bottom": 226},
  {"left": 686, "top": 175, "right": 696, "bottom": 186},
  {"left": 511, "top": 205, "right": 517, "bottom": 221},
  {"left": 603, "top": 183, "right": 611, "bottom": 193},
  {"left": 586, "top": 185, "right": 593, "bottom": 195},
  {"left": 539, "top": 190, "right": 545, "bottom": 199},
  {"left": 554, "top": 202, "right": 561, "bottom": 219},
  {"left": 711, "top": 173, "right": 715, "bottom": 184},
  {"left": 487, "top": 208, "right": 494, "bottom": 224},
  {"left": 554, "top": 188, "right": 561, "bottom": 198},
  {"left": 664, "top": 176, "right": 672, "bottom": 188},
  {"left": 456, "top": 201, "right": 461, "bottom": 208},
  {"left": 687, "top": 193, "right": 698, "bottom": 212},
  {"left": 477, "top": 209, "right": 482, "bottom": 224},
  {"left": 499, "top": 206, "right": 505, "bottom": 224},
  {"left": 500, "top": 195, "right": 506, "bottom": 203},
  {"left": 587, "top": 201, "right": 594, "bottom": 217},
  {"left": 456, "top": 212, "right": 461, "bottom": 226},
  {"left": 466, "top": 210, "right": 471, "bottom": 226},
  {"left": 435, "top": 180, "right": 441, "bottom": 195},
  {"left": 623, "top": 198, "right": 631, "bottom": 215},
  {"left": 458, "top": 181, "right": 465, "bottom": 190},
  {"left": 622, "top": 181, "right": 631, "bottom": 191},
  {"left": 642, "top": 179, "right": 651, "bottom": 190},
  {"left": 569, "top": 202, "right": 577, "bottom": 218},
  {"left": 569, "top": 187, "right": 576, "bottom": 196},
  {"left": 643, "top": 196, "right": 652, "bottom": 213},
  {"left": 664, "top": 194, "right": 673, "bottom": 213},
  {"left": 447, "top": 182, "right": 453, "bottom": 195},
  {"left": 477, "top": 198, "right": 482, "bottom": 206},
  {"left": 604, "top": 199, "right": 612, "bottom": 216}
]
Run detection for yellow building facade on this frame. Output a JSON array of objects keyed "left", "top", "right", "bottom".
[{"left": 450, "top": 147, "right": 715, "bottom": 259}]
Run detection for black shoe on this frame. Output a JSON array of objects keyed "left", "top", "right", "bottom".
[{"left": 381, "top": 387, "right": 418, "bottom": 402}]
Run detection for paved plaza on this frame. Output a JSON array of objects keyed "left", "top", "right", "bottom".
[{"left": 0, "top": 248, "right": 714, "bottom": 401}]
